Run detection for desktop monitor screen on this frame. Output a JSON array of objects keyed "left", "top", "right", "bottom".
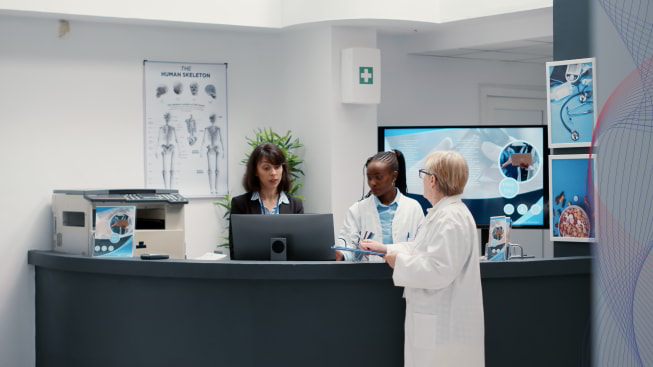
[
  {"left": 379, "top": 125, "right": 548, "bottom": 228},
  {"left": 231, "top": 214, "right": 336, "bottom": 261}
]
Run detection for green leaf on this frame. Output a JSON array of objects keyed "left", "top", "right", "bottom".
[{"left": 216, "top": 127, "right": 305, "bottom": 248}]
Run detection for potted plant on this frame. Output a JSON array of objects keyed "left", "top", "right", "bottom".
[{"left": 214, "top": 128, "right": 304, "bottom": 248}]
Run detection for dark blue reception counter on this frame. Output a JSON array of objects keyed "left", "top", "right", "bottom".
[{"left": 28, "top": 251, "right": 591, "bottom": 367}]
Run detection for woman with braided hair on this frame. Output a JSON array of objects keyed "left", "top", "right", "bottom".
[{"left": 335, "top": 150, "right": 424, "bottom": 262}]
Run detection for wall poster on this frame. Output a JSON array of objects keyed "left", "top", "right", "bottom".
[
  {"left": 549, "top": 154, "right": 597, "bottom": 242},
  {"left": 546, "top": 58, "right": 597, "bottom": 148},
  {"left": 144, "top": 61, "right": 228, "bottom": 197}
]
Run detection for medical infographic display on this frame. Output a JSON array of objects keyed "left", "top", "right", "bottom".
[
  {"left": 144, "top": 61, "right": 228, "bottom": 197},
  {"left": 549, "top": 154, "right": 597, "bottom": 242},
  {"left": 546, "top": 58, "right": 597, "bottom": 148},
  {"left": 379, "top": 125, "right": 548, "bottom": 228}
]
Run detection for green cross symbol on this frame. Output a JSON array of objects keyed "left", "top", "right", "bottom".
[{"left": 359, "top": 67, "right": 373, "bottom": 84}]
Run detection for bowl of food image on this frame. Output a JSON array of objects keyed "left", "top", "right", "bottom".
[{"left": 559, "top": 205, "right": 590, "bottom": 238}]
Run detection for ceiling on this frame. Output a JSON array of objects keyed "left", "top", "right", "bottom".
[
  {"left": 336, "top": 8, "right": 553, "bottom": 64},
  {"left": 1, "top": 6, "right": 554, "bottom": 64},
  {"left": 414, "top": 37, "right": 553, "bottom": 64}
]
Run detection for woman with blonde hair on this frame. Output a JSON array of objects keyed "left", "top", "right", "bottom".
[{"left": 361, "top": 150, "right": 485, "bottom": 367}]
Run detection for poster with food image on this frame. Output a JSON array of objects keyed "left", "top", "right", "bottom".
[{"left": 549, "top": 154, "right": 597, "bottom": 242}]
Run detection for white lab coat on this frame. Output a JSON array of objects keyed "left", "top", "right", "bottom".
[
  {"left": 387, "top": 194, "right": 484, "bottom": 367},
  {"left": 337, "top": 190, "right": 424, "bottom": 262}
]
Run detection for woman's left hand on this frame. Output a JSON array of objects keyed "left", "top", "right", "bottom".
[
  {"left": 386, "top": 251, "right": 398, "bottom": 269},
  {"left": 360, "top": 239, "right": 387, "bottom": 254}
]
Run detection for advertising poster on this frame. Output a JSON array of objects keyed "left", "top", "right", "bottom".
[
  {"left": 546, "top": 58, "right": 597, "bottom": 148},
  {"left": 549, "top": 154, "right": 597, "bottom": 242},
  {"left": 486, "top": 216, "right": 508, "bottom": 261},
  {"left": 93, "top": 206, "right": 136, "bottom": 257},
  {"left": 144, "top": 61, "right": 228, "bottom": 197}
]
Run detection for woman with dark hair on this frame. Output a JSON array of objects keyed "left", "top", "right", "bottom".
[
  {"left": 231, "top": 142, "right": 304, "bottom": 215},
  {"left": 335, "top": 149, "right": 424, "bottom": 262},
  {"left": 229, "top": 143, "right": 304, "bottom": 257}
]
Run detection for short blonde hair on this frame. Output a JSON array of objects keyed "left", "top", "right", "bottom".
[{"left": 425, "top": 151, "right": 469, "bottom": 196}]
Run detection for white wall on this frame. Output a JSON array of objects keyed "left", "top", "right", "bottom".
[
  {"left": 280, "top": 26, "right": 334, "bottom": 215},
  {"left": 280, "top": 25, "right": 378, "bottom": 234},
  {"left": 0, "top": 14, "right": 283, "bottom": 366},
  {"left": 378, "top": 34, "right": 545, "bottom": 124}
]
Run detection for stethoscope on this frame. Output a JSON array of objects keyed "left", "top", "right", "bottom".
[
  {"left": 558, "top": 68, "right": 593, "bottom": 141},
  {"left": 559, "top": 89, "right": 593, "bottom": 141}
]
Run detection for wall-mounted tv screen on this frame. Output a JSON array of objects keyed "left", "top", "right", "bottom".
[{"left": 379, "top": 125, "right": 548, "bottom": 228}]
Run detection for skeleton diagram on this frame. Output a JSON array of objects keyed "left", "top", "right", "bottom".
[
  {"left": 185, "top": 114, "right": 197, "bottom": 145},
  {"left": 155, "top": 112, "right": 179, "bottom": 189},
  {"left": 200, "top": 114, "right": 224, "bottom": 195}
]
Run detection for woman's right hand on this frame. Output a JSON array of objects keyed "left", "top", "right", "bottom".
[
  {"left": 360, "top": 239, "right": 387, "bottom": 254},
  {"left": 335, "top": 250, "right": 344, "bottom": 261},
  {"left": 501, "top": 157, "right": 512, "bottom": 168}
]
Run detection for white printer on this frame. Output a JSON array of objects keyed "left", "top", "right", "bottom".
[{"left": 52, "top": 189, "right": 187, "bottom": 259}]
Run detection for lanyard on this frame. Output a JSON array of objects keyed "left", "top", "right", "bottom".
[{"left": 259, "top": 197, "right": 281, "bottom": 215}]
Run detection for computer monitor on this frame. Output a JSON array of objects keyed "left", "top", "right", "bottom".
[
  {"left": 378, "top": 125, "right": 548, "bottom": 228},
  {"left": 231, "top": 214, "right": 336, "bottom": 261}
]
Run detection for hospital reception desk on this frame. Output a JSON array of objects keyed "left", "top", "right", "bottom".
[{"left": 28, "top": 251, "right": 591, "bottom": 367}]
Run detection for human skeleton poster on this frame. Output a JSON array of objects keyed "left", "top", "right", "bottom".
[{"left": 144, "top": 61, "right": 228, "bottom": 197}]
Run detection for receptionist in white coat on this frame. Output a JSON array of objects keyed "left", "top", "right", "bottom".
[
  {"left": 361, "top": 150, "right": 485, "bottom": 367},
  {"left": 335, "top": 150, "right": 424, "bottom": 262}
]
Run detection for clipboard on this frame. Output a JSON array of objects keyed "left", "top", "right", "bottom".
[
  {"left": 511, "top": 153, "right": 532, "bottom": 167},
  {"left": 331, "top": 246, "right": 385, "bottom": 257}
]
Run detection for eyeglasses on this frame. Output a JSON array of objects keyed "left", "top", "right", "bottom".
[{"left": 418, "top": 169, "right": 436, "bottom": 179}]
